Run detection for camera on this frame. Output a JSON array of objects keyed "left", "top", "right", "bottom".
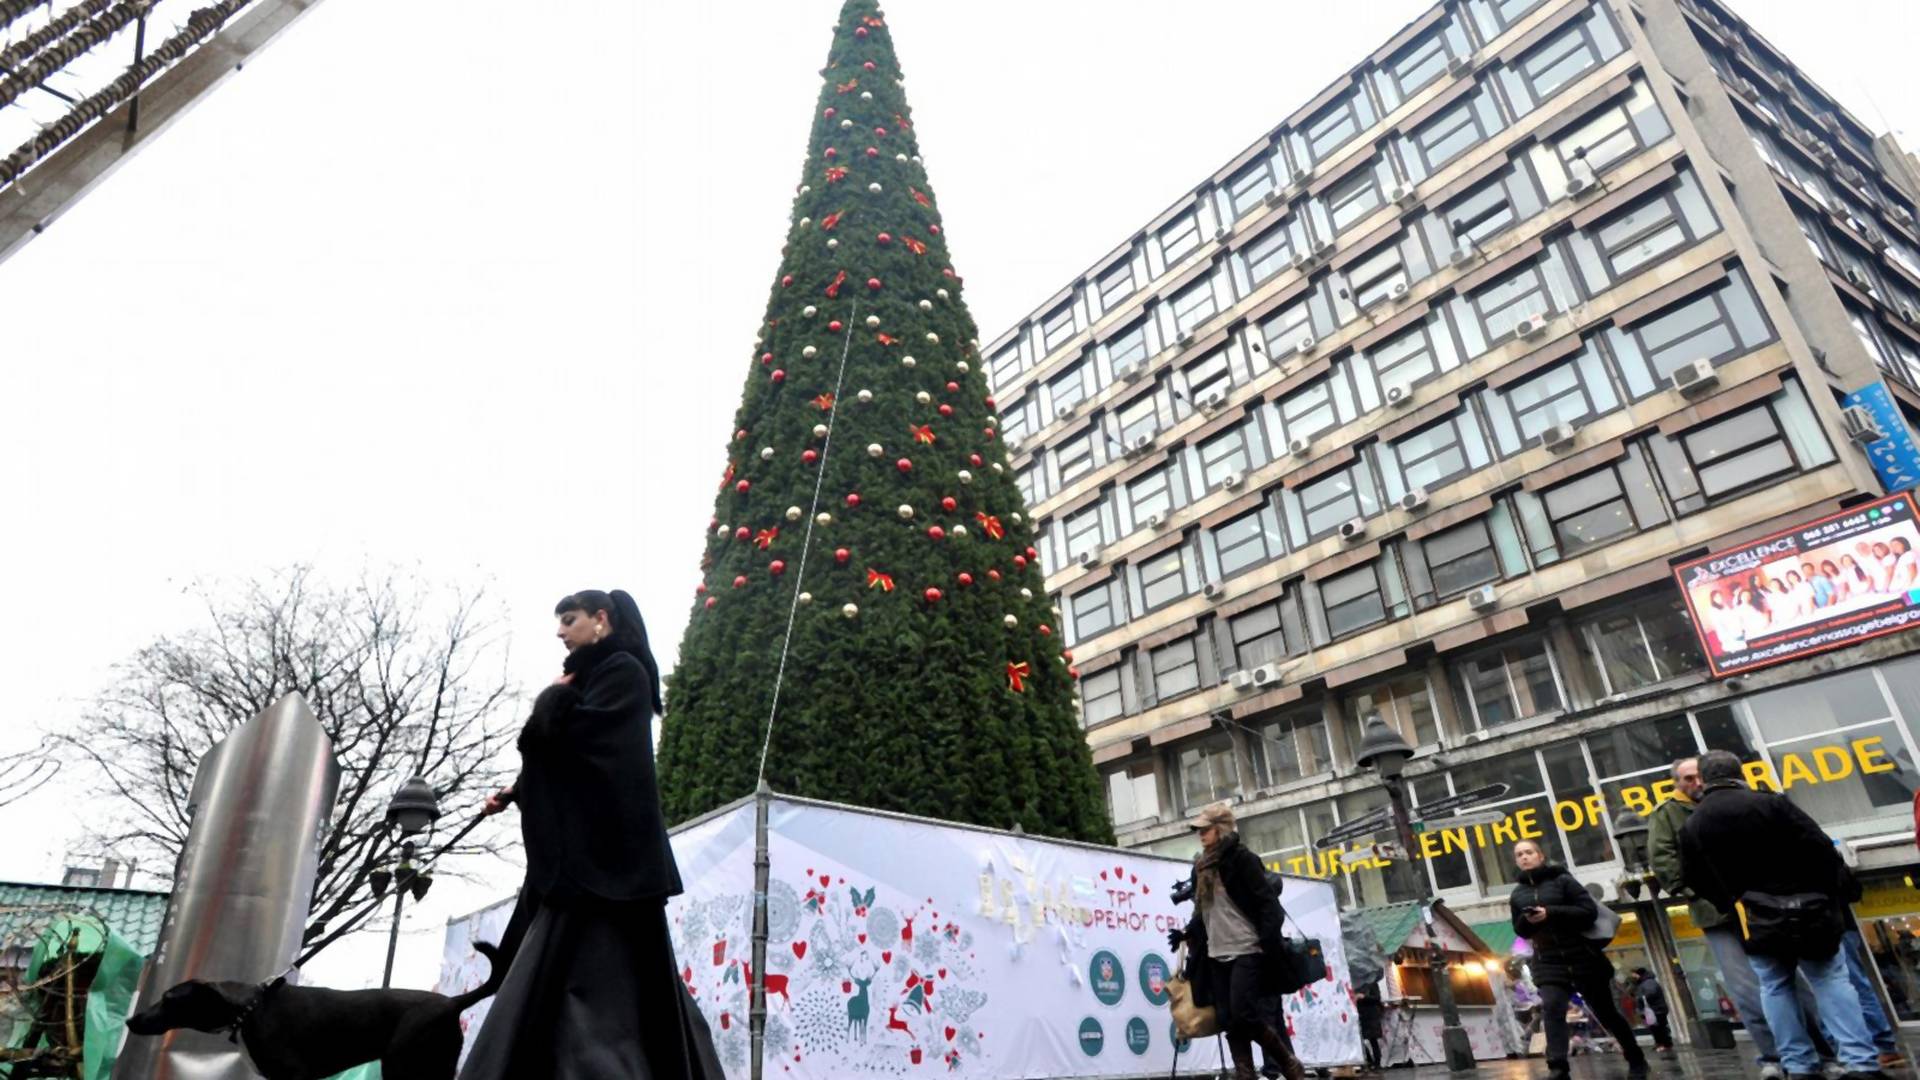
[{"left": 1170, "top": 876, "right": 1195, "bottom": 905}]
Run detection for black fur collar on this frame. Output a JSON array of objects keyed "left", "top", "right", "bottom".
[{"left": 562, "top": 637, "right": 624, "bottom": 678}]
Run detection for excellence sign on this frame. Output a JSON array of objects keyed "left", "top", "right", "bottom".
[{"left": 1673, "top": 492, "right": 1920, "bottom": 678}]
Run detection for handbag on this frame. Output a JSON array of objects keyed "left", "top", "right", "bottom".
[
  {"left": 1167, "top": 944, "right": 1220, "bottom": 1039},
  {"left": 1581, "top": 901, "right": 1621, "bottom": 944},
  {"left": 1274, "top": 904, "right": 1328, "bottom": 995},
  {"left": 1737, "top": 890, "right": 1842, "bottom": 959}
]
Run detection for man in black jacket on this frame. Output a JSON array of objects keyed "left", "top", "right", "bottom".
[{"left": 1679, "top": 750, "right": 1888, "bottom": 1080}]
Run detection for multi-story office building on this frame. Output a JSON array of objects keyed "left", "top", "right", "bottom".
[{"left": 988, "top": 0, "right": 1920, "bottom": 1021}]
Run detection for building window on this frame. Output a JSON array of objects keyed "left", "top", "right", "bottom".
[
  {"left": 1321, "top": 560, "right": 1403, "bottom": 638},
  {"left": 1117, "top": 392, "right": 1164, "bottom": 444},
  {"left": 1345, "top": 672, "right": 1438, "bottom": 747},
  {"left": 1260, "top": 295, "right": 1316, "bottom": 358},
  {"left": 1229, "top": 599, "right": 1289, "bottom": 668},
  {"left": 1055, "top": 431, "right": 1095, "bottom": 486},
  {"left": 1572, "top": 592, "right": 1704, "bottom": 697},
  {"left": 1138, "top": 545, "right": 1195, "bottom": 612},
  {"left": 1291, "top": 463, "right": 1378, "bottom": 541},
  {"left": 1171, "top": 277, "right": 1219, "bottom": 336},
  {"left": 1183, "top": 349, "right": 1233, "bottom": 402},
  {"left": 1444, "top": 175, "right": 1521, "bottom": 248},
  {"left": 1646, "top": 386, "right": 1834, "bottom": 514},
  {"left": 1198, "top": 425, "right": 1252, "bottom": 491},
  {"left": 1345, "top": 244, "right": 1409, "bottom": 310},
  {"left": 1040, "top": 302, "right": 1078, "bottom": 355},
  {"left": 1469, "top": 261, "right": 1552, "bottom": 342},
  {"left": 1243, "top": 219, "right": 1298, "bottom": 288},
  {"left": 1151, "top": 637, "right": 1203, "bottom": 701},
  {"left": 1214, "top": 506, "right": 1285, "bottom": 579},
  {"left": 1411, "top": 94, "right": 1495, "bottom": 175},
  {"left": 1303, "top": 89, "right": 1372, "bottom": 163},
  {"left": 1326, "top": 165, "right": 1384, "bottom": 234},
  {"left": 1098, "top": 258, "right": 1138, "bottom": 312},
  {"left": 1127, "top": 461, "right": 1183, "bottom": 525},
  {"left": 1000, "top": 396, "right": 1032, "bottom": 445},
  {"left": 1452, "top": 637, "right": 1563, "bottom": 729},
  {"left": 1541, "top": 461, "right": 1651, "bottom": 556},
  {"left": 1069, "top": 580, "right": 1121, "bottom": 642},
  {"left": 1386, "top": 29, "right": 1453, "bottom": 100},
  {"left": 1016, "top": 464, "right": 1042, "bottom": 507},
  {"left": 1176, "top": 734, "right": 1241, "bottom": 809},
  {"left": 1385, "top": 410, "right": 1488, "bottom": 500},
  {"left": 1487, "top": 342, "right": 1619, "bottom": 452},
  {"left": 1064, "top": 504, "right": 1106, "bottom": 561},
  {"left": 1744, "top": 669, "right": 1915, "bottom": 826},
  {"left": 1423, "top": 517, "right": 1504, "bottom": 598},
  {"left": 1080, "top": 667, "right": 1124, "bottom": 727},
  {"left": 1160, "top": 211, "right": 1203, "bottom": 268},
  {"left": 1251, "top": 711, "right": 1332, "bottom": 787},
  {"left": 1552, "top": 94, "right": 1651, "bottom": 178},
  {"left": 1106, "top": 760, "right": 1161, "bottom": 825},
  {"left": 1106, "top": 319, "right": 1151, "bottom": 373},
  {"left": 1367, "top": 319, "right": 1448, "bottom": 398},
  {"left": 1466, "top": 0, "right": 1547, "bottom": 39},
  {"left": 1515, "top": 5, "right": 1620, "bottom": 102},
  {"left": 1609, "top": 268, "right": 1773, "bottom": 397},
  {"left": 1226, "top": 158, "right": 1278, "bottom": 220},
  {"left": 991, "top": 343, "right": 1023, "bottom": 385}
]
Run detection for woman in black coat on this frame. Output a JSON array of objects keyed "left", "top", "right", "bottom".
[
  {"left": 461, "top": 589, "right": 721, "bottom": 1080},
  {"left": 1508, "top": 839, "right": 1646, "bottom": 1080},
  {"left": 1168, "top": 801, "right": 1305, "bottom": 1080}
]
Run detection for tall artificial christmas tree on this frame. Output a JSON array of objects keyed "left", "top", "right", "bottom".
[{"left": 657, "top": 0, "right": 1111, "bottom": 844}]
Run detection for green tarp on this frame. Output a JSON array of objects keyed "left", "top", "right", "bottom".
[{"left": 1, "top": 915, "right": 144, "bottom": 1080}]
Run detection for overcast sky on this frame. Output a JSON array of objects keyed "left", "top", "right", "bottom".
[{"left": 1, "top": 0, "right": 1913, "bottom": 991}]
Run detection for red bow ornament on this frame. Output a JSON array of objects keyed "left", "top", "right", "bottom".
[
  {"left": 903, "top": 235, "right": 928, "bottom": 256},
  {"left": 754, "top": 527, "right": 779, "bottom": 550},
  {"left": 837, "top": 77, "right": 859, "bottom": 94},
  {"left": 866, "top": 568, "right": 895, "bottom": 592},
  {"left": 812, "top": 392, "right": 835, "bottom": 411},
  {"left": 875, "top": 332, "right": 898, "bottom": 346},
  {"left": 910, "top": 187, "right": 932, "bottom": 208},
  {"left": 720, "top": 461, "right": 737, "bottom": 491},
  {"left": 825, "top": 270, "right": 848, "bottom": 298},
  {"left": 821, "top": 209, "right": 847, "bottom": 231},
  {"left": 1006, "top": 661, "right": 1031, "bottom": 692},
  {"left": 824, "top": 165, "right": 848, "bottom": 184},
  {"left": 910, "top": 424, "right": 936, "bottom": 445},
  {"left": 974, "top": 512, "right": 1005, "bottom": 540}
]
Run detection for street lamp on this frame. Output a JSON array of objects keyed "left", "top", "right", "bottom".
[
  {"left": 1610, "top": 809, "right": 1704, "bottom": 1047},
  {"left": 379, "top": 776, "right": 441, "bottom": 988},
  {"left": 1355, "top": 714, "right": 1476, "bottom": 1072}
]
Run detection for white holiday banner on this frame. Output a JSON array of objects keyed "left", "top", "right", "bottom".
[{"left": 437, "top": 894, "right": 514, "bottom": 1068}]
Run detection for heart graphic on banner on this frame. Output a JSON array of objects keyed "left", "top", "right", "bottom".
[
  {"left": 792, "top": 941, "right": 808, "bottom": 959},
  {"left": 944, "top": 1026, "right": 956, "bottom": 1041},
  {"left": 937, "top": 968, "right": 946, "bottom": 979},
  {"left": 819, "top": 875, "right": 831, "bottom": 887},
  {"left": 858, "top": 933, "right": 867, "bottom": 944},
  {"left": 882, "top": 950, "right": 893, "bottom": 963}
]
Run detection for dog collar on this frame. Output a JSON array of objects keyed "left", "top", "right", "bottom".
[{"left": 224, "top": 969, "right": 292, "bottom": 1042}]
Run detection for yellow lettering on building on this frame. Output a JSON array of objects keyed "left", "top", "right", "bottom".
[
  {"left": 1442, "top": 827, "right": 1471, "bottom": 855},
  {"left": 1419, "top": 830, "right": 1445, "bottom": 859},
  {"left": 1743, "top": 759, "right": 1781, "bottom": 792},
  {"left": 1515, "top": 806, "right": 1544, "bottom": 839},
  {"left": 1620, "top": 786, "right": 1653, "bottom": 815},
  {"left": 1812, "top": 746, "right": 1854, "bottom": 782},
  {"left": 1583, "top": 794, "right": 1606, "bottom": 827},
  {"left": 1779, "top": 752, "right": 1818, "bottom": 789},
  {"left": 1650, "top": 779, "right": 1677, "bottom": 803},
  {"left": 1855, "top": 736, "right": 1897, "bottom": 774},
  {"left": 1554, "top": 799, "right": 1583, "bottom": 831}
]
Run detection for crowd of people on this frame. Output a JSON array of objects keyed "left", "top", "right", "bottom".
[{"left": 1702, "top": 537, "right": 1920, "bottom": 651}]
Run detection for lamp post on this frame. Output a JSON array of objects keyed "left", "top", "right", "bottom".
[
  {"left": 378, "top": 775, "right": 441, "bottom": 989},
  {"left": 1355, "top": 713, "right": 1476, "bottom": 1072},
  {"left": 1610, "top": 809, "right": 1703, "bottom": 1047}
]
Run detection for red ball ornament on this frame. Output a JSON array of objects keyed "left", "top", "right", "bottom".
[
  {"left": 983, "top": 427, "right": 997, "bottom": 439},
  {"left": 854, "top": 25, "right": 868, "bottom": 38},
  {"left": 828, "top": 320, "right": 844, "bottom": 332},
  {"left": 1013, "top": 555, "right": 1027, "bottom": 570},
  {"left": 695, "top": 582, "right": 707, "bottom": 594},
  {"left": 1069, "top": 666, "right": 1080, "bottom": 679},
  {"left": 865, "top": 147, "right": 879, "bottom": 158},
  {"left": 896, "top": 458, "right": 913, "bottom": 473},
  {"left": 863, "top": 60, "right": 876, "bottom": 71},
  {"left": 1038, "top": 624, "right": 1052, "bottom": 637},
  {"left": 938, "top": 404, "right": 953, "bottom": 417},
  {"left": 760, "top": 351, "right": 773, "bottom": 366},
  {"left": 941, "top": 496, "right": 957, "bottom": 512},
  {"left": 969, "top": 453, "right": 982, "bottom": 466},
  {"left": 835, "top": 547, "right": 851, "bottom": 564},
  {"left": 824, "top": 106, "right": 837, "bottom": 118},
  {"left": 705, "top": 597, "right": 718, "bottom": 609},
  {"left": 957, "top": 572, "right": 974, "bottom": 587},
  {"left": 1025, "top": 546, "right": 1039, "bottom": 560},
  {"left": 771, "top": 369, "right": 786, "bottom": 383},
  {"left": 929, "top": 224, "right": 942, "bottom": 235},
  {"left": 928, "top": 525, "right": 945, "bottom": 541},
  {"left": 824, "top": 147, "right": 837, "bottom": 159},
  {"left": 770, "top": 560, "right": 787, "bottom": 576},
  {"left": 845, "top": 492, "right": 861, "bottom": 507},
  {"left": 946, "top": 381, "right": 960, "bottom": 393},
  {"left": 924, "top": 587, "right": 942, "bottom": 603},
  {"left": 733, "top": 575, "right": 748, "bottom": 589},
  {"left": 877, "top": 232, "right": 893, "bottom": 245},
  {"left": 736, "top": 428, "right": 750, "bottom": 441},
  {"left": 1063, "top": 649, "right": 1074, "bottom": 661},
  {"left": 988, "top": 569, "right": 1002, "bottom": 582},
  {"left": 734, "top": 526, "right": 750, "bottom": 541},
  {"left": 802, "top": 449, "right": 819, "bottom": 464},
  {"left": 867, "top": 277, "right": 883, "bottom": 290},
  {"left": 736, "top": 479, "right": 751, "bottom": 494},
  {"left": 781, "top": 274, "right": 793, "bottom": 286},
  {"left": 708, "top": 516, "right": 718, "bottom": 530},
  {"left": 874, "top": 126, "right": 888, "bottom": 137},
  {"left": 984, "top": 396, "right": 996, "bottom": 408}
]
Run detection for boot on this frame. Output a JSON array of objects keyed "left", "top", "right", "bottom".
[
  {"left": 1252, "top": 1023, "right": 1307, "bottom": 1080},
  {"left": 1229, "top": 1036, "right": 1259, "bottom": 1080},
  {"left": 1546, "top": 1058, "right": 1572, "bottom": 1080}
]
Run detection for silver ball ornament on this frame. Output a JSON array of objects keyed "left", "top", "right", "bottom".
[
  {"left": 915, "top": 391, "right": 931, "bottom": 405},
  {"left": 826, "top": 238, "right": 839, "bottom": 249},
  {"left": 843, "top": 603, "right": 860, "bottom": 619},
  {"left": 957, "top": 470, "right": 973, "bottom": 484},
  {"left": 798, "top": 591, "right": 813, "bottom": 605},
  {"left": 918, "top": 299, "right": 933, "bottom": 311},
  {"left": 936, "top": 288, "right": 949, "bottom": 299},
  {"left": 803, "top": 345, "right": 819, "bottom": 358},
  {"left": 803, "top": 304, "right": 818, "bottom": 317},
  {"left": 856, "top": 389, "right": 874, "bottom": 403},
  {"left": 867, "top": 442, "right": 884, "bottom": 458},
  {"left": 760, "top": 446, "right": 775, "bottom": 460},
  {"left": 786, "top": 506, "right": 804, "bottom": 521},
  {"left": 901, "top": 355, "right": 917, "bottom": 369},
  {"left": 926, "top": 332, "right": 940, "bottom": 344},
  {"left": 815, "top": 512, "right": 833, "bottom": 526},
  {"left": 865, "top": 314, "right": 881, "bottom": 327},
  {"left": 897, "top": 504, "right": 914, "bottom": 520},
  {"left": 1003, "top": 614, "right": 1018, "bottom": 629},
  {"left": 1020, "top": 588, "right": 1034, "bottom": 600},
  {"left": 868, "top": 182, "right": 883, "bottom": 194},
  {"left": 956, "top": 360, "right": 970, "bottom": 372},
  {"left": 813, "top": 423, "right": 830, "bottom": 438}
]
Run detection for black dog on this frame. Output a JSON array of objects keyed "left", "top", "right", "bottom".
[{"left": 126, "top": 941, "right": 502, "bottom": 1080}]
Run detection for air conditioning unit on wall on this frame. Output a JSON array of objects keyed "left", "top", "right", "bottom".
[
  {"left": 1398, "top": 488, "right": 1430, "bottom": 513},
  {"left": 1671, "top": 358, "right": 1719, "bottom": 396},
  {"left": 1541, "top": 422, "right": 1577, "bottom": 452},
  {"left": 1251, "top": 662, "right": 1284, "bottom": 688},
  {"left": 1338, "top": 518, "right": 1367, "bottom": 543},
  {"left": 1841, "top": 405, "right": 1886, "bottom": 445},
  {"left": 1468, "top": 584, "right": 1499, "bottom": 612}
]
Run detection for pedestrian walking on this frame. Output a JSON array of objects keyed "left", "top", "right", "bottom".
[
  {"left": 1679, "top": 749, "right": 1891, "bottom": 1080},
  {"left": 1356, "top": 982, "right": 1384, "bottom": 1071},
  {"left": 1508, "top": 839, "right": 1649, "bottom": 1080},
  {"left": 1629, "top": 968, "right": 1673, "bottom": 1052}
]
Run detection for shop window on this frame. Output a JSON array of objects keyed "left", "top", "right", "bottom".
[
  {"left": 1341, "top": 787, "right": 1431, "bottom": 907},
  {"left": 1453, "top": 637, "right": 1563, "bottom": 729},
  {"left": 1571, "top": 593, "right": 1704, "bottom": 698},
  {"left": 1175, "top": 734, "right": 1241, "bottom": 809},
  {"left": 1080, "top": 667, "right": 1125, "bottom": 728},
  {"left": 1106, "top": 760, "right": 1161, "bottom": 825},
  {"left": 1539, "top": 741, "right": 1615, "bottom": 866},
  {"left": 1449, "top": 750, "right": 1554, "bottom": 889},
  {"left": 1241, "top": 806, "right": 1307, "bottom": 867},
  {"left": 1745, "top": 670, "right": 1918, "bottom": 826}
]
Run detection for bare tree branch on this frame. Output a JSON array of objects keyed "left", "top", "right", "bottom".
[{"left": 54, "top": 566, "right": 521, "bottom": 963}]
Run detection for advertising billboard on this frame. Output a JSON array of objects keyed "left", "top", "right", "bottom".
[{"left": 1673, "top": 492, "right": 1920, "bottom": 677}]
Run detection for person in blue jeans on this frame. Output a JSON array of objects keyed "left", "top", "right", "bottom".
[
  {"left": 1679, "top": 750, "right": 1890, "bottom": 1080},
  {"left": 1842, "top": 929, "right": 1904, "bottom": 1067}
]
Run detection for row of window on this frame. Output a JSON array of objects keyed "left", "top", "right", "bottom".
[
  {"left": 1117, "top": 651, "right": 1920, "bottom": 910},
  {"left": 1061, "top": 377, "right": 1832, "bottom": 673},
  {"left": 987, "top": 0, "right": 1626, "bottom": 393},
  {"left": 1030, "top": 253, "right": 1773, "bottom": 597},
  {"left": 1003, "top": 82, "right": 1680, "bottom": 501}
]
